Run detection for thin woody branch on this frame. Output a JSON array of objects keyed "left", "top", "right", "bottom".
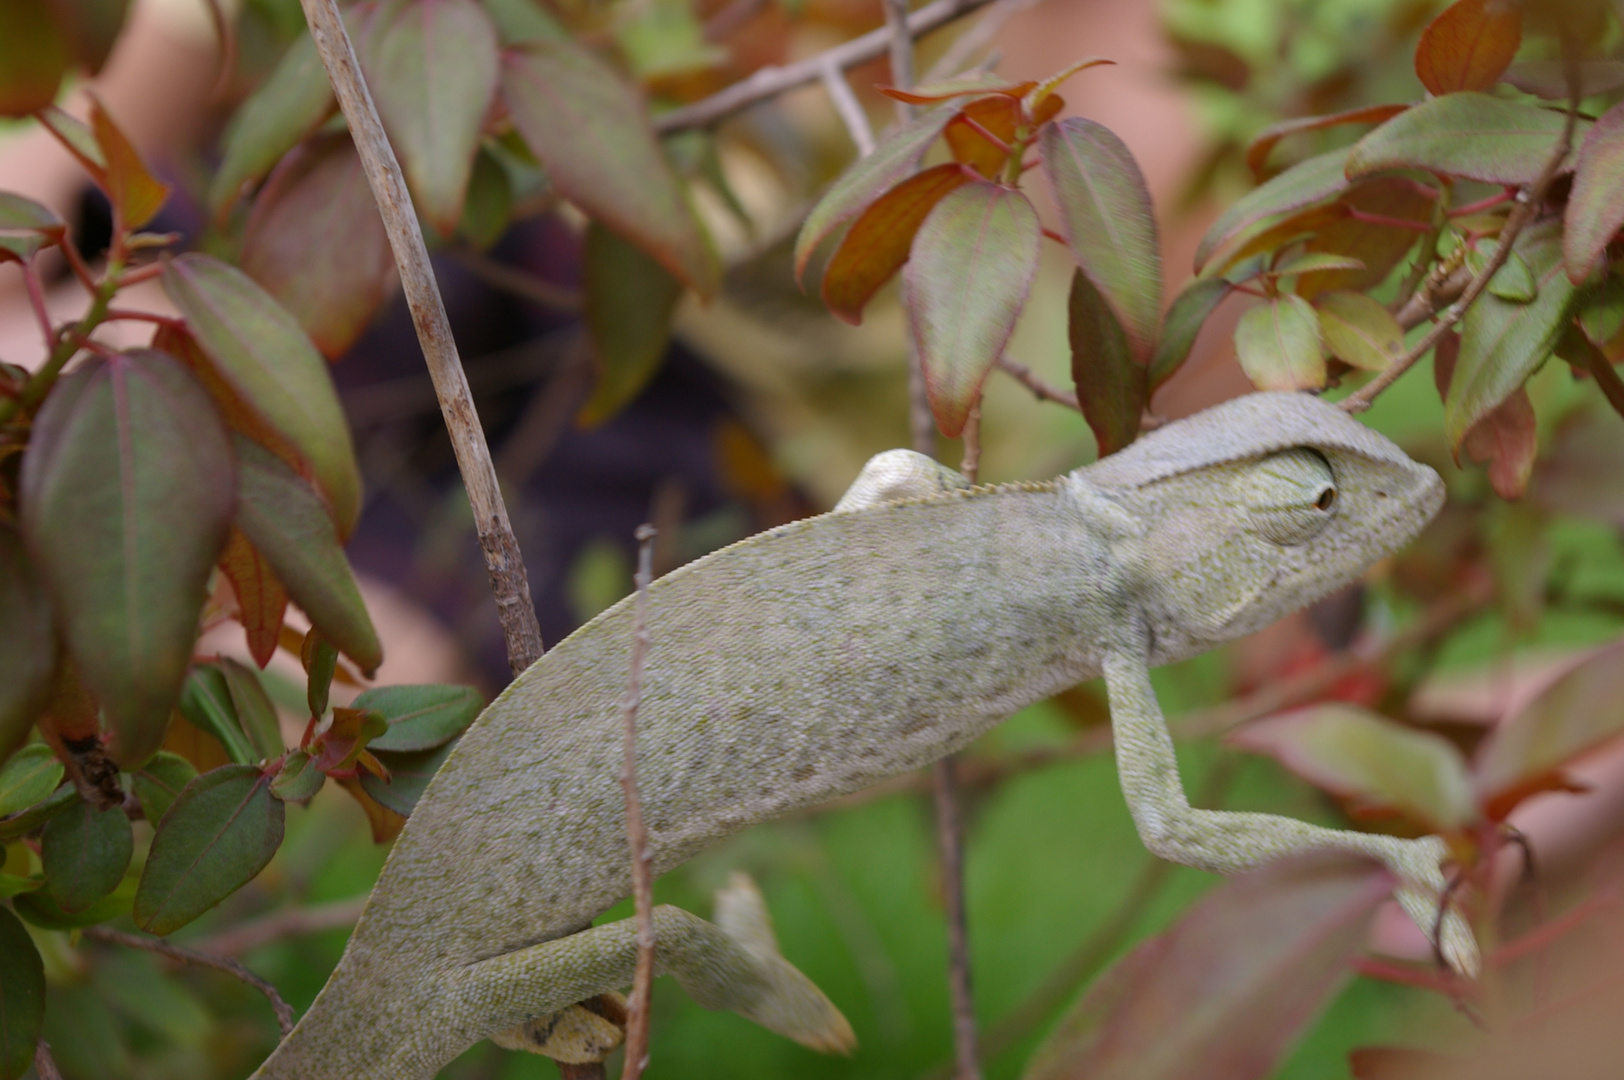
[
  {"left": 620, "top": 524, "right": 659, "bottom": 1080},
  {"left": 83, "top": 926, "right": 296, "bottom": 1036},
  {"left": 819, "top": 58, "right": 877, "bottom": 156}
]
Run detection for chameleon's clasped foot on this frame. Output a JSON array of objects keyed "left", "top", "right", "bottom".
[{"left": 491, "top": 993, "right": 629, "bottom": 1063}]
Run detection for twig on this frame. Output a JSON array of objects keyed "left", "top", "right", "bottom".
[
  {"left": 931, "top": 755, "right": 982, "bottom": 1080},
  {"left": 449, "top": 246, "right": 583, "bottom": 312},
  {"left": 299, "top": 0, "right": 546, "bottom": 675},
  {"left": 959, "top": 398, "right": 983, "bottom": 482},
  {"left": 194, "top": 896, "right": 367, "bottom": 957},
  {"left": 82, "top": 925, "right": 295, "bottom": 1036},
  {"left": 819, "top": 58, "right": 877, "bottom": 156},
  {"left": 620, "top": 524, "right": 659, "bottom": 1080},
  {"left": 996, "top": 354, "right": 1079, "bottom": 409},
  {"left": 923, "top": 0, "right": 1042, "bottom": 82},
  {"left": 32, "top": 1041, "right": 64, "bottom": 1080},
  {"left": 653, "top": 0, "right": 1001, "bottom": 133},
  {"left": 884, "top": 0, "right": 917, "bottom": 125}
]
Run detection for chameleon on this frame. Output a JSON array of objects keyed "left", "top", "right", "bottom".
[{"left": 251, "top": 390, "right": 1477, "bottom": 1079}]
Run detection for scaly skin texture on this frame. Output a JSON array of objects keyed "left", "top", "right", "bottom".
[{"left": 252, "top": 392, "right": 1474, "bottom": 1079}]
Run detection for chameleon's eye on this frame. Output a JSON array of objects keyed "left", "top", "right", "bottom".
[{"left": 1240, "top": 448, "right": 1337, "bottom": 546}]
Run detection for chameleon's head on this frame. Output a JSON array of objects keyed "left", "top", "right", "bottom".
[{"left": 1081, "top": 392, "right": 1444, "bottom": 662}]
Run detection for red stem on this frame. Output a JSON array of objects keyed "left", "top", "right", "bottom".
[
  {"left": 104, "top": 309, "right": 184, "bottom": 328},
  {"left": 1450, "top": 189, "right": 1515, "bottom": 217},
  {"left": 1346, "top": 208, "right": 1433, "bottom": 232},
  {"left": 118, "top": 262, "right": 166, "bottom": 286},
  {"left": 1041, "top": 227, "right": 1068, "bottom": 246},
  {"left": 60, "top": 241, "right": 99, "bottom": 292},
  {"left": 21, "top": 258, "right": 54, "bottom": 350}
]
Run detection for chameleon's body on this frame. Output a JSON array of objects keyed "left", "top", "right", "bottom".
[{"left": 254, "top": 392, "right": 1473, "bottom": 1079}]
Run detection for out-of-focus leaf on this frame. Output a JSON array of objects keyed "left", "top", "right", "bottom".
[
  {"left": 1234, "top": 295, "right": 1325, "bottom": 390},
  {"left": 234, "top": 438, "right": 382, "bottom": 676},
  {"left": 1024, "top": 853, "right": 1390, "bottom": 1080},
  {"left": 132, "top": 751, "right": 195, "bottom": 824},
  {"left": 36, "top": 106, "right": 105, "bottom": 180},
  {"left": 1245, "top": 104, "right": 1408, "bottom": 178},
  {"left": 794, "top": 106, "right": 952, "bottom": 283},
  {"left": 310, "top": 707, "right": 388, "bottom": 772},
  {"left": 1503, "top": 59, "right": 1624, "bottom": 99},
  {"left": 178, "top": 664, "right": 257, "bottom": 767},
  {"left": 1295, "top": 178, "right": 1436, "bottom": 298},
  {"left": 1564, "top": 100, "right": 1624, "bottom": 283},
  {"left": 0, "top": 529, "right": 54, "bottom": 760},
  {"left": 0, "top": 905, "right": 44, "bottom": 1079},
  {"left": 482, "top": 0, "right": 566, "bottom": 44},
  {"left": 1464, "top": 241, "right": 1535, "bottom": 302},
  {"left": 303, "top": 630, "right": 338, "bottom": 719},
  {"left": 356, "top": 684, "right": 482, "bottom": 752},
  {"left": 88, "top": 98, "right": 168, "bottom": 229},
  {"left": 878, "top": 73, "right": 1035, "bottom": 104},
  {"left": 0, "top": 747, "right": 63, "bottom": 820},
  {"left": 1446, "top": 223, "right": 1577, "bottom": 450},
  {"left": 1347, "top": 94, "right": 1584, "bottom": 186},
  {"left": 0, "top": 786, "right": 74, "bottom": 844},
  {"left": 19, "top": 352, "right": 234, "bottom": 768},
  {"left": 1041, "top": 118, "right": 1162, "bottom": 360},
  {"left": 945, "top": 96, "right": 1024, "bottom": 179},
  {"left": 219, "top": 659, "right": 282, "bottom": 762},
  {"left": 906, "top": 181, "right": 1041, "bottom": 437},
  {"left": 1069, "top": 270, "right": 1144, "bottom": 457},
  {"left": 501, "top": 40, "right": 715, "bottom": 294},
  {"left": 134, "top": 764, "right": 284, "bottom": 936},
  {"left": 821, "top": 163, "right": 970, "bottom": 326},
  {"left": 163, "top": 253, "right": 362, "bottom": 536},
  {"left": 241, "top": 135, "right": 396, "bottom": 359},
  {"left": 0, "top": 1, "right": 69, "bottom": 118},
  {"left": 459, "top": 148, "right": 513, "bottom": 248},
  {"left": 1270, "top": 253, "right": 1365, "bottom": 278},
  {"left": 1195, "top": 149, "right": 1350, "bottom": 271},
  {"left": 269, "top": 749, "right": 323, "bottom": 802},
  {"left": 1414, "top": 0, "right": 1522, "bottom": 96},
  {"left": 219, "top": 528, "right": 288, "bottom": 670},
  {"left": 337, "top": 775, "right": 406, "bottom": 842},
  {"left": 1149, "top": 277, "right": 1229, "bottom": 393},
  {"left": 0, "top": 194, "right": 65, "bottom": 266},
  {"left": 1577, "top": 274, "right": 1624, "bottom": 347},
  {"left": 1230, "top": 705, "right": 1474, "bottom": 830},
  {"left": 360, "top": 740, "right": 456, "bottom": 816},
  {"left": 42, "top": 797, "right": 132, "bottom": 911},
  {"left": 578, "top": 222, "right": 685, "bottom": 425},
  {"left": 1024, "top": 56, "right": 1112, "bottom": 110},
  {"left": 12, "top": 874, "right": 132, "bottom": 929},
  {"left": 209, "top": 31, "right": 335, "bottom": 216},
  {"left": 362, "top": 0, "right": 498, "bottom": 235},
  {"left": 1314, "top": 291, "right": 1402, "bottom": 372},
  {"left": 46, "top": 0, "right": 131, "bottom": 74},
  {"left": 1462, "top": 386, "right": 1537, "bottom": 500}
]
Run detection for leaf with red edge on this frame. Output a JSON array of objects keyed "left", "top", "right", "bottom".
[
  {"left": 359, "top": 739, "right": 455, "bottom": 816},
  {"left": 907, "top": 181, "right": 1041, "bottom": 437},
  {"left": 19, "top": 352, "right": 234, "bottom": 768},
  {"left": 501, "top": 39, "right": 715, "bottom": 294},
  {"left": 88, "top": 97, "right": 168, "bottom": 229},
  {"left": 1314, "top": 291, "right": 1402, "bottom": 372},
  {"left": 1503, "top": 60, "right": 1624, "bottom": 100},
  {"left": 1564, "top": 100, "right": 1624, "bottom": 283},
  {"left": 877, "top": 72, "right": 1035, "bottom": 104},
  {"left": 1069, "top": 270, "right": 1144, "bottom": 457},
  {"left": 1195, "top": 148, "right": 1351, "bottom": 271},
  {"left": 0, "top": 527, "right": 55, "bottom": 762},
  {"left": 361, "top": 0, "right": 499, "bottom": 235},
  {"left": 1149, "top": 277, "right": 1229, "bottom": 393},
  {"left": 336, "top": 776, "right": 406, "bottom": 842},
  {"left": 1269, "top": 252, "right": 1365, "bottom": 279},
  {"left": 794, "top": 106, "right": 952, "bottom": 284},
  {"left": 1415, "top": 0, "right": 1522, "bottom": 96},
  {"left": 1234, "top": 295, "right": 1325, "bottom": 390},
  {"left": 219, "top": 528, "right": 287, "bottom": 670},
  {"left": 240, "top": 134, "right": 396, "bottom": 358},
  {"left": 945, "top": 96, "right": 1019, "bottom": 179},
  {"left": 0, "top": 1, "right": 69, "bottom": 118},
  {"left": 1347, "top": 93, "right": 1585, "bottom": 186},
  {"left": 309, "top": 707, "right": 388, "bottom": 773},
  {"left": 1230, "top": 705, "right": 1475, "bottom": 831},
  {"left": 1041, "top": 118, "right": 1162, "bottom": 360},
  {"left": 1295, "top": 177, "right": 1436, "bottom": 298},
  {"left": 821, "top": 163, "right": 970, "bottom": 326},
  {"left": 1024, "top": 56, "right": 1113, "bottom": 111},
  {"left": 578, "top": 221, "right": 685, "bottom": 426},
  {"left": 209, "top": 31, "right": 335, "bottom": 217},
  {"left": 1245, "top": 104, "right": 1409, "bottom": 178},
  {"left": 0, "top": 193, "right": 65, "bottom": 265},
  {"left": 36, "top": 105, "right": 105, "bottom": 181},
  {"left": 1462, "top": 387, "right": 1537, "bottom": 500},
  {"left": 1025, "top": 853, "right": 1391, "bottom": 1080}
]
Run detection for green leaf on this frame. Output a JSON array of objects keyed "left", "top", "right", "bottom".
[
  {"left": 132, "top": 752, "right": 196, "bottom": 825},
  {"left": 269, "top": 750, "right": 324, "bottom": 802},
  {"left": 1464, "top": 240, "right": 1535, "bottom": 302},
  {"left": 1025, "top": 853, "right": 1390, "bottom": 1080},
  {"left": 219, "top": 659, "right": 283, "bottom": 761},
  {"left": 0, "top": 786, "right": 74, "bottom": 843},
  {"left": 481, "top": 0, "right": 566, "bottom": 44},
  {"left": 177, "top": 664, "right": 258, "bottom": 767},
  {"left": 163, "top": 254, "right": 362, "bottom": 536},
  {"left": 1314, "top": 291, "right": 1402, "bottom": 372},
  {"left": 19, "top": 352, "right": 234, "bottom": 767},
  {"left": 1564, "top": 99, "right": 1624, "bottom": 283},
  {"left": 1234, "top": 295, "right": 1325, "bottom": 390},
  {"left": 0, "top": 528, "right": 55, "bottom": 761},
  {"left": 134, "top": 765, "right": 285, "bottom": 936},
  {"left": 1347, "top": 93, "right": 1584, "bottom": 186},
  {"left": 240, "top": 134, "right": 396, "bottom": 359},
  {"left": 1244, "top": 104, "right": 1408, "bottom": 178},
  {"left": 793, "top": 106, "right": 952, "bottom": 283},
  {"left": 209, "top": 31, "right": 335, "bottom": 216},
  {"left": 0, "top": 0, "right": 69, "bottom": 118},
  {"left": 1294, "top": 177, "right": 1436, "bottom": 299},
  {"left": 1040, "top": 118, "right": 1162, "bottom": 359},
  {"left": 362, "top": 0, "right": 499, "bottom": 236},
  {"left": 1446, "top": 223, "right": 1578, "bottom": 450},
  {"left": 1230, "top": 705, "right": 1474, "bottom": 831},
  {"left": 501, "top": 40, "right": 716, "bottom": 294},
  {"left": 49, "top": 0, "right": 131, "bottom": 74},
  {"left": 0, "top": 905, "right": 44, "bottom": 1079},
  {"left": 304, "top": 632, "right": 338, "bottom": 719},
  {"left": 577, "top": 221, "right": 685, "bottom": 426},
  {"left": 1414, "top": 0, "right": 1521, "bottom": 96},
  {"left": 0, "top": 192, "right": 65, "bottom": 263},
  {"left": 360, "top": 740, "right": 457, "bottom": 816},
  {"left": 1577, "top": 274, "right": 1624, "bottom": 347},
  {"left": 234, "top": 437, "right": 382, "bottom": 676},
  {"left": 0, "top": 747, "right": 63, "bottom": 820},
  {"left": 42, "top": 798, "right": 133, "bottom": 911},
  {"left": 1149, "top": 277, "right": 1229, "bottom": 393},
  {"left": 1068, "top": 270, "right": 1145, "bottom": 457},
  {"left": 13, "top": 873, "right": 134, "bottom": 929},
  {"left": 356, "top": 684, "right": 483, "bottom": 752},
  {"left": 89, "top": 99, "right": 169, "bottom": 230},
  {"left": 1503, "top": 59, "right": 1624, "bottom": 100},
  {"left": 459, "top": 148, "right": 513, "bottom": 248},
  {"left": 906, "top": 181, "right": 1042, "bottom": 437},
  {"left": 1269, "top": 252, "right": 1365, "bottom": 279},
  {"left": 1195, "top": 149, "right": 1350, "bottom": 271}
]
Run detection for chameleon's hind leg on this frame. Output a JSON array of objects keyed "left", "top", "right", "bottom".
[
  {"left": 462, "top": 874, "right": 854, "bottom": 1059},
  {"left": 834, "top": 449, "right": 971, "bottom": 512}
]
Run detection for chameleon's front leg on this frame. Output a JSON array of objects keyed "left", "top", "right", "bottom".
[{"left": 1102, "top": 648, "right": 1480, "bottom": 976}]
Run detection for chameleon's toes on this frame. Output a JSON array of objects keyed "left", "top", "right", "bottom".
[
  {"left": 1437, "top": 906, "right": 1480, "bottom": 978},
  {"left": 1390, "top": 837, "right": 1478, "bottom": 978}
]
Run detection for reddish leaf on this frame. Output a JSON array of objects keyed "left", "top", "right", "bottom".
[
  {"left": 1314, "top": 291, "right": 1403, "bottom": 371},
  {"left": 906, "top": 182, "right": 1041, "bottom": 437},
  {"left": 1462, "top": 387, "right": 1537, "bottom": 500},
  {"left": 877, "top": 72, "right": 1035, "bottom": 104},
  {"left": 1208, "top": 203, "right": 1345, "bottom": 279},
  {"left": 1234, "top": 295, "right": 1326, "bottom": 390},
  {"left": 1245, "top": 104, "right": 1409, "bottom": 178},
  {"left": 1269, "top": 253, "right": 1365, "bottom": 279},
  {"left": 0, "top": 193, "right": 66, "bottom": 267},
  {"left": 19, "top": 352, "right": 234, "bottom": 767},
  {"left": 0, "top": 0, "right": 69, "bottom": 117},
  {"left": 945, "top": 96, "right": 1019, "bottom": 179},
  {"left": 1414, "top": 0, "right": 1522, "bottom": 95},
  {"left": 578, "top": 221, "right": 685, "bottom": 426},
  {"left": 501, "top": 40, "right": 716, "bottom": 294},
  {"left": 88, "top": 97, "right": 168, "bottom": 229},
  {"left": 820, "top": 163, "right": 970, "bottom": 326},
  {"left": 209, "top": 31, "right": 335, "bottom": 216},
  {"left": 1195, "top": 148, "right": 1351, "bottom": 271},
  {"left": 359, "top": 740, "right": 456, "bottom": 817},
  {"left": 1149, "top": 277, "right": 1229, "bottom": 393},
  {"left": 1041, "top": 118, "right": 1162, "bottom": 360},
  {"left": 1069, "top": 270, "right": 1145, "bottom": 457},
  {"left": 310, "top": 707, "right": 388, "bottom": 773},
  {"left": 35, "top": 106, "right": 105, "bottom": 183},
  {"left": 1025, "top": 854, "right": 1391, "bottom": 1080},
  {"left": 361, "top": 0, "right": 499, "bottom": 235},
  {"left": 1502, "top": 59, "right": 1624, "bottom": 100},
  {"left": 219, "top": 529, "right": 288, "bottom": 671},
  {"left": 1295, "top": 177, "right": 1436, "bottom": 298},
  {"left": 0, "top": 527, "right": 55, "bottom": 762},
  {"left": 1347, "top": 93, "right": 1585, "bottom": 186},
  {"left": 794, "top": 106, "right": 953, "bottom": 284},
  {"left": 1563, "top": 99, "right": 1624, "bottom": 282},
  {"left": 1024, "top": 56, "right": 1113, "bottom": 111},
  {"left": 240, "top": 135, "right": 396, "bottom": 358},
  {"left": 337, "top": 775, "right": 406, "bottom": 842},
  {"left": 45, "top": 0, "right": 131, "bottom": 75}
]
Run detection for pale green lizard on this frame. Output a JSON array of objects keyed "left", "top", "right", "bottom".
[{"left": 251, "top": 391, "right": 1476, "bottom": 1078}]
